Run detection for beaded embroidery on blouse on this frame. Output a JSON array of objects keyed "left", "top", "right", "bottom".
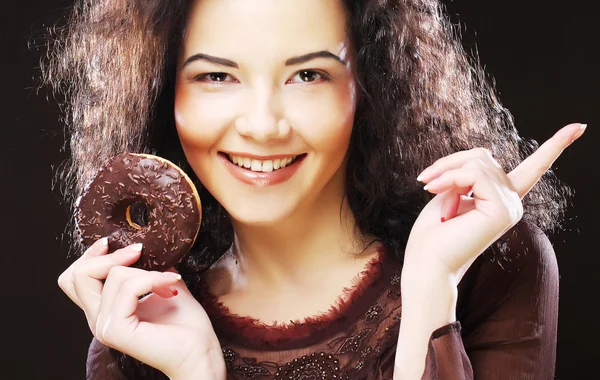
[{"left": 196, "top": 246, "right": 404, "bottom": 379}]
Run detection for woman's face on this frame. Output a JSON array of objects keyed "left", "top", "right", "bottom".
[{"left": 175, "top": 0, "right": 357, "bottom": 225}]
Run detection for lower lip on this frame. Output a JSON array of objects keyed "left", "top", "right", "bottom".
[{"left": 219, "top": 154, "right": 305, "bottom": 186}]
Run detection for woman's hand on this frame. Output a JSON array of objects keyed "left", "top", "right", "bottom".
[
  {"left": 393, "top": 123, "right": 586, "bottom": 380},
  {"left": 57, "top": 240, "right": 225, "bottom": 379},
  {"left": 404, "top": 122, "right": 586, "bottom": 278}
]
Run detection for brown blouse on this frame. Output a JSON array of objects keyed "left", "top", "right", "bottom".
[{"left": 86, "top": 221, "right": 559, "bottom": 379}]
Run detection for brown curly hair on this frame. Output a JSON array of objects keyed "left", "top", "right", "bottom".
[{"left": 41, "top": 0, "right": 572, "bottom": 275}]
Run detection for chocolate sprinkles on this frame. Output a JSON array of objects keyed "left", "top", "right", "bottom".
[{"left": 74, "top": 152, "right": 202, "bottom": 272}]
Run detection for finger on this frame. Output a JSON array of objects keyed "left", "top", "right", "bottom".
[
  {"left": 438, "top": 159, "right": 506, "bottom": 222},
  {"left": 417, "top": 147, "right": 503, "bottom": 183},
  {"left": 74, "top": 244, "right": 143, "bottom": 283},
  {"left": 96, "top": 265, "right": 147, "bottom": 340},
  {"left": 424, "top": 166, "right": 503, "bottom": 204},
  {"left": 509, "top": 123, "right": 586, "bottom": 198},
  {"left": 432, "top": 165, "right": 523, "bottom": 228},
  {"left": 99, "top": 266, "right": 181, "bottom": 318},
  {"left": 440, "top": 192, "right": 461, "bottom": 223},
  {"left": 155, "top": 267, "right": 183, "bottom": 298},
  {"left": 97, "top": 270, "right": 182, "bottom": 343},
  {"left": 58, "top": 237, "right": 110, "bottom": 308},
  {"left": 71, "top": 244, "right": 142, "bottom": 332},
  {"left": 81, "top": 237, "right": 110, "bottom": 258}
]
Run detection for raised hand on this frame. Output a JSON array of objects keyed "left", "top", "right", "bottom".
[
  {"left": 393, "top": 123, "right": 586, "bottom": 380},
  {"left": 58, "top": 239, "right": 225, "bottom": 379},
  {"left": 405, "top": 122, "right": 586, "bottom": 277}
]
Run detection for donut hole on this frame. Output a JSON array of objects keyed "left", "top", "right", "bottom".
[{"left": 126, "top": 201, "right": 150, "bottom": 230}]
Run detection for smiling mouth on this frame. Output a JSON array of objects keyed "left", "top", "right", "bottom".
[{"left": 222, "top": 153, "right": 305, "bottom": 173}]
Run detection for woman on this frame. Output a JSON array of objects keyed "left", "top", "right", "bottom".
[{"left": 44, "top": 0, "right": 584, "bottom": 378}]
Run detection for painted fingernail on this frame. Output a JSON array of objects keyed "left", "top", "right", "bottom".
[
  {"left": 423, "top": 184, "right": 429, "bottom": 191},
  {"left": 169, "top": 287, "right": 179, "bottom": 296},
  {"left": 101, "top": 237, "right": 109, "bottom": 246},
  {"left": 573, "top": 123, "right": 587, "bottom": 140},
  {"left": 441, "top": 217, "right": 447, "bottom": 223},
  {"left": 131, "top": 243, "right": 143, "bottom": 252}
]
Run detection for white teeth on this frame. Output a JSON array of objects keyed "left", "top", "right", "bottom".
[
  {"left": 262, "top": 160, "right": 273, "bottom": 172},
  {"left": 250, "top": 160, "right": 262, "bottom": 171},
  {"left": 228, "top": 155, "right": 297, "bottom": 172}
]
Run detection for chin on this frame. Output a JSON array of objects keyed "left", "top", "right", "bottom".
[{"left": 224, "top": 199, "right": 298, "bottom": 228}]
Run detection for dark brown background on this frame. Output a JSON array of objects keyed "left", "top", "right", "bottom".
[{"left": 2, "top": 0, "right": 598, "bottom": 378}]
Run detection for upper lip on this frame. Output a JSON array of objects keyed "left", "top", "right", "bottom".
[{"left": 221, "top": 151, "right": 304, "bottom": 160}]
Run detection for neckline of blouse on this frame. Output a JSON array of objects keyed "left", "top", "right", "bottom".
[{"left": 195, "top": 245, "right": 400, "bottom": 350}]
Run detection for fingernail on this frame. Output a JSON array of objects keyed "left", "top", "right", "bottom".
[
  {"left": 573, "top": 123, "right": 587, "bottom": 140},
  {"left": 416, "top": 174, "right": 424, "bottom": 182},
  {"left": 122, "top": 243, "right": 142, "bottom": 257},
  {"left": 164, "top": 272, "right": 182, "bottom": 281},
  {"left": 423, "top": 184, "right": 429, "bottom": 191},
  {"left": 441, "top": 217, "right": 447, "bottom": 223},
  {"left": 101, "top": 237, "right": 109, "bottom": 246},
  {"left": 169, "top": 286, "right": 179, "bottom": 296}
]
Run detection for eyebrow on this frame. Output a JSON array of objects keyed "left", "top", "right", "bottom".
[
  {"left": 181, "top": 50, "right": 346, "bottom": 69},
  {"left": 285, "top": 51, "right": 345, "bottom": 66}
]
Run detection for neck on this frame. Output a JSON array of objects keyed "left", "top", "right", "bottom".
[{"left": 230, "top": 187, "right": 372, "bottom": 289}]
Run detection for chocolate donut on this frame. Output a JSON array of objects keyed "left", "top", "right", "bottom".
[{"left": 75, "top": 152, "right": 202, "bottom": 272}]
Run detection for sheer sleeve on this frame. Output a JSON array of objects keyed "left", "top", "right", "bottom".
[
  {"left": 420, "top": 322, "right": 473, "bottom": 379},
  {"left": 86, "top": 338, "right": 128, "bottom": 380},
  {"left": 418, "top": 221, "right": 559, "bottom": 380},
  {"left": 86, "top": 338, "right": 169, "bottom": 380}
]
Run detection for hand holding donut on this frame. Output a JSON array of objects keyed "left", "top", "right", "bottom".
[
  {"left": 57, "top": 239, "right": 226, "bottom": 379},
  {"left": 404, "top": 122, "right": 586, "bottom": 278},
  {"left": 59, "top": 153, "right": 225, "bottom": 378}
]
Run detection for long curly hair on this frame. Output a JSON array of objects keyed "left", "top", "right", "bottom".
[{"left": 42, "top": 0, "right": 572, "bottom": 274}]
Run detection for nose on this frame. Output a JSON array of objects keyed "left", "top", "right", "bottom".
[{"left": 235, "top": 87, "right": 290, "bottom": 142}]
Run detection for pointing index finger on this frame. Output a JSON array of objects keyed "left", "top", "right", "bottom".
[{"left": 508, "top": 122, "right": 586, "bottom": 199}]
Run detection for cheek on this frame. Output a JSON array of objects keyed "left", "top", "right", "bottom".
[
  {"left": 174, "top": 84, "right": 232, "bottom": 151},
  {"left": 288, "top": 83, "right": 356, "bottom": 155}
]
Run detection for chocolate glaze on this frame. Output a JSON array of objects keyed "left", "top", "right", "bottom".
[{"left": 75, "top": 153, "right": 202, "bottom": 272}]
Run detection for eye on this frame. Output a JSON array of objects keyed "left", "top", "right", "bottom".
[
  {"left": 288, "top": 70, "right": 329, "bottom": 84},
  {"left": 194, "top": 72, "right": 235, "bottom": 83}
]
